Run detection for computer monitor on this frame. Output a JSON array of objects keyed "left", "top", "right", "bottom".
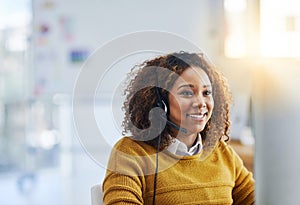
[{"left": 252, "top": 63, "right": 300, "bottom": 204}]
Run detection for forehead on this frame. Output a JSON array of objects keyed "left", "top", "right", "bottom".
[{"left": 173, "top": 67, "right": 211, "bottom": 87}]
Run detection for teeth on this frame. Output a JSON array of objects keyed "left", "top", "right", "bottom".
[{"left": 188, "top": 114, "right": 205, "bottom": 119}]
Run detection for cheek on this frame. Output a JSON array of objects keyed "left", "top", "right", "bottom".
[
  {"left": 169, "top": 97, "right": 180, "bottom": 116},
  {"left": 207, "top": 99, "right": 214, "bottom": 116},
  {"left": 169, "top": 98, "right": 190, "bottom": 119},
  {"left": 209, "top": 99, "right": 214, "bottom": 109},
  {"left": 169, "top": 96, "right": 184, "bottom": 116}
]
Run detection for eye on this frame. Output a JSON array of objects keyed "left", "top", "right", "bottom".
[
  {"left": 179, "top": 90, "right": 194, "bottom": 97},
  {"left": 203, "top": 90, "right": 212, "bottom": 96}
]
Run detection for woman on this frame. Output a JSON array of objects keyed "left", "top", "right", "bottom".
[{"left": 102, "top": 51, "right": 255, "bottom": 204}]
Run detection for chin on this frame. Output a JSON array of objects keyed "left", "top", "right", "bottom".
[
  {"left": 196, "top": 126, "right": 206, "bottom": 133},
  {"left": 187, "top": 126, "right": 205, "bottom": 134}
]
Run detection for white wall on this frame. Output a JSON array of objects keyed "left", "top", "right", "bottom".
[{"left": 32, "top": 0, "right": 224, "bottom": 95}]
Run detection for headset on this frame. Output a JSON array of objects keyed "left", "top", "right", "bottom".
[
  {"left": 152, "top": 68, "right": 163, "bottom": 205},
  {"left": 152, "top": 67, "right": 187, "bottom": 205}
]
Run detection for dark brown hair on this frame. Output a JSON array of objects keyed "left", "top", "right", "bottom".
[{"left": 122, "top": 51, "right": 232, "bottom": 150}]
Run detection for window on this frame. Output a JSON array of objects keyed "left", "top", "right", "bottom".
[
  {"left": 224, "top": 0, "right": 300, "bottom": 58},
  {"left": 260, "top": 0, "right": 300, "bottom": 58}
]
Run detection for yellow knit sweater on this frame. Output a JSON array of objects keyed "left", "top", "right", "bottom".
[{"left": 103, "top": 137, "right": 255, "bottom": 205}]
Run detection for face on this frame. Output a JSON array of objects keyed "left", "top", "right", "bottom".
[{"left": 168, "top": 67, "right": 214, "bottom": 134}]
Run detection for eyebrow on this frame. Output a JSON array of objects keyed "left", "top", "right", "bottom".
[{"left": 177, "top": 84, "right": 211, "bottom": 90}]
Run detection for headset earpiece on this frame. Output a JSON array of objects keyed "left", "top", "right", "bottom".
[
  {"left": 155, "top": 87, "right": 168, "bottom": 114},
  {"left": 161, "top": 99, "right": 168, "bottom": 113}
]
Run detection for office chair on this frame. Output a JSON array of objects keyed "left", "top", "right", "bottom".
[{"left": 91, "top": 184, "right": 103, "bottom": 205}]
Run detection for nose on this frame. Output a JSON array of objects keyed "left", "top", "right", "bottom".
[{"left": 192, "top": 95, "right": 206, "bottom": 108}]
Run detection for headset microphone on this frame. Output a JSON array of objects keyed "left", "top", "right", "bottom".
[{"left": 164, "top": 116, "right": 188, "bottom": 134}]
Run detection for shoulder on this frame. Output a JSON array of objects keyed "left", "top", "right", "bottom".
[
  {"left": 107, "top": 137, "right": 157, "bottom": 176},
  {"left": 212, "top": 140, "right": 240, "bottom": 162},
  {"left": 113, "top": 136, "right": 156, "bottom": 155},
  {"left": 215, "top": 140, "right": 245, "bottom": 168},
  {"left": 114, "top": 136, "right": 136, "bottom": 148},
  {"left": 217, "top": 140, "right": 236, "bottom": 155}
]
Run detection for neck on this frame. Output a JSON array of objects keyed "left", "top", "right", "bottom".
[{"left": 173, "top": 130, "right": 198, "bottom": 148}]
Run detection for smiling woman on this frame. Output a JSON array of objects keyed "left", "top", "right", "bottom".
[{"left": 102, "top": 51, "right": 255, "bottom": 205}]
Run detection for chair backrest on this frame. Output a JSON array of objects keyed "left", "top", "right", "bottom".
[{"left": 91, "top": 184, "right": 103, "bottom": 205}]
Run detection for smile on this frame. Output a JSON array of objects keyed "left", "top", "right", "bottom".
[{"left": 186, "top": 113, "right": 207, "bottom": 120}]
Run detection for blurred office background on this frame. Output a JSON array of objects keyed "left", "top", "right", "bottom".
[{"left": 1, "top": 0, "right": 300, "bottom": 204}]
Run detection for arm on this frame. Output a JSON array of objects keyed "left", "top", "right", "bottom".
[
  {"left": 102, "top": 138, "right": 149, "bottom": 205},
  {"left": 103, "top": 171, "right": 144, "bottom": 205},
  {"left": 231, "top": 148, "right": 255, "bottom": 205}
]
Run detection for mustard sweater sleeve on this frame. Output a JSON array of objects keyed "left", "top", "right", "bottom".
[
  {"left": 103, "top": 171, "right": 144, "bottom": 205},
  {"left": 102, "top": 137, "right": 154, "bottom": 205},
  {"left": 229, "top": 145, "right": 255, "bottom": 205}
]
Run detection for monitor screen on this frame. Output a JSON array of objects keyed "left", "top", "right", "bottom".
[{"left": 252, "top": 63, "right": 300, "bottom": 204}]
